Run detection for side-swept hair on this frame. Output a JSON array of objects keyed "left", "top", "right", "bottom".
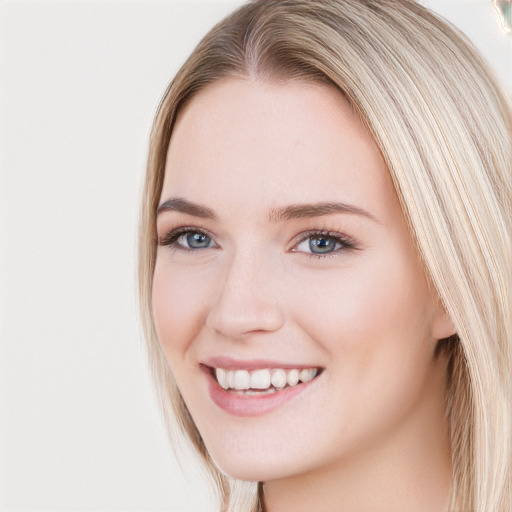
[{"left": 139, "top": 1, "right": 511, "bottom": 510}]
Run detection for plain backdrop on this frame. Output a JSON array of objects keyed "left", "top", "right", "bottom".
[{"left": 0, "top": 1, "right": 510, "bottom": 511}]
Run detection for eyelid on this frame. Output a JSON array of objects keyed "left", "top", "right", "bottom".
[
  {"left": 158, "top": 226, "right": 358, "bottom": 255},
  {"left": 290, "top": 230, "right": 358, "bottom": 256},
  {"left": 158, "top": 225, "right": 218, "bottom": 250}
]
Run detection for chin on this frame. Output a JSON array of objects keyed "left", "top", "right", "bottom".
[
  {"left": 215, "top": 460, "right": 287, "bottom": 483},
  {"left": 209, "top": 439, "right": 324, "bottom": 484}
]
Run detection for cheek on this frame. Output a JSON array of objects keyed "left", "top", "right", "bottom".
[
  {"left": 293, "top": 253, "right": 431, "bottom": 349},
  {"left": 289, "top": 250, "right": 436, "bottom": 430},
  {"left": 151, "top": 257, "right": 208, "bottom": 359}
]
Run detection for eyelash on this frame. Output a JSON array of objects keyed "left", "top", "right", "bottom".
[
  {"left": 158, "top": 227, "right": 358, "bottom": 257},
  {"left": 292, "top": 230, "right": 358, "bottom": 258},
  {"left": 158, "top": 226, "right": 216, "bottom": 252}
]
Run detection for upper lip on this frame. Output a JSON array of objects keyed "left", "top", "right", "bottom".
[{"left": 202, "top": 356, "right": 322, "bottom": 371}]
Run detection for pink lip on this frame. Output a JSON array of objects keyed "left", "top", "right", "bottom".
[
  {"left": 201, "top": 364, "right": 321, "bottom": 417},
  {"left": 203, "top": 356, "right": 317, "bottom": 371}
]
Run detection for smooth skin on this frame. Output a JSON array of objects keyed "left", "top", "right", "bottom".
[{"left": 152, "top": 78, "right": 454, "bottom": 512}]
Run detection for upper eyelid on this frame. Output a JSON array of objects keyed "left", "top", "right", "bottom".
[
  {"left": 295, "top": 230, "right": 346, "bottom": 241},
  {"left": 158, "top": 226, "right": 359, "bottom": 251},
  {"left": 157, "top": 223, "right": 213, "bottom": 236},
  {"left": 290, "top": 230, "right": 357, "bottom": 249},
  {"left": 158, "top": 226, "right": 217, "bottom": 246}
]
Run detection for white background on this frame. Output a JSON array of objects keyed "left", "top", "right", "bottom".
[{"left": 0, "top": 1, "right": 510, "bottom": 511}]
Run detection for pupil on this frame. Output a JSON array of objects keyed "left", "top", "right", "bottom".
[
  {"left": 310, "top": 236, "right": 334, "bottom": 253},
  {"left": 187, "top": 233, "right": 209, "bottom": 248}
]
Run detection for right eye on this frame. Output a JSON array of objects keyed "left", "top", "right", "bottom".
[{"left": 160, "top": 229, "right": 217, "bottom": 250}]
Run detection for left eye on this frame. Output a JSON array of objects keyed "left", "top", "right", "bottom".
[
  {"left": 176, "top": 231, "right": 215, "bottom": 249},
  {"left": 159, "top": 229, "right": 216, "bottom": 250},
  {"left": 295, "top": 234, "right": 347, "bottom": 255}
]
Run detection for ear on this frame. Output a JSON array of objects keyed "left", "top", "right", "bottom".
[{"left": 430, "top": 302, "right": 456, "bottom": 340}]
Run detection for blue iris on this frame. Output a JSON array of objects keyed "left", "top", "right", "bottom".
[
  {"left": 186, "top": 232, "right": 212, "bottom": 249},
  {"left": 309, "top": 236, "right": 337, "bottom": 254}
]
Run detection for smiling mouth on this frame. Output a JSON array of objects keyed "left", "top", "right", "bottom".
[{"left": 209, "top": 366, "right": 322, "bottom": 395}]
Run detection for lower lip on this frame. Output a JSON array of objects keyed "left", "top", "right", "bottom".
[{"left": 205, "top": 370, "right": 318, "bottom": 417}]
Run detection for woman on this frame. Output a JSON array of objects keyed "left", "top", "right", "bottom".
[{"left": 139, "top": 1, "right": 511, "bottom": 510}]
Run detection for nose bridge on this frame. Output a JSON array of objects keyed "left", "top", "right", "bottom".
[{"left": 206, "top": 243, "right": 285, "bottom": 339}]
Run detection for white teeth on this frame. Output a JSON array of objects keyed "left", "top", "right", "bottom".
[
  {"left": 227, "top": 370, "right": 235, "bottom": 389},
  {"left": 244, "top": 388, "right": 276, "bottom": 395},
  {"left": 214, "top": 367, "right": 320, "bottom": 391},
  {"left": 216, "top": 368, "right": 229, "bottom": 390},
  {"left": 299, "top": 368, "right": 317, "bottom": 383},
  {"left": 271, "top": 369, "right": 287, "bottom": 389},
  {"left": 250, "top": 369, "right": 271, "bottom": 389},
  {"left": 287, "top": 369, "right": 299, "bottom": 386},
  {"left": 233, "top": 370, "right": 250, "bottom": 390}
]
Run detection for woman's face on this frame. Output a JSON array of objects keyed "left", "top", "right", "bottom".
[{"left": 152, "top": 78, "right": 453, "bottom": 482}]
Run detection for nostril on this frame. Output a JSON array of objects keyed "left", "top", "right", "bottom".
[
  {"left": 203, "top": 257, "right": 286, "bottom": 338},
  {"left": 205, "top": 301, "right": 285, "bottom": 339}
]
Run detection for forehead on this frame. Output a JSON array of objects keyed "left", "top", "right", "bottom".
[{"left": 162, "top": 78, "right": 395, "bottom": 219}]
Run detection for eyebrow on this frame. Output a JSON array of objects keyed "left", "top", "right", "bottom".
[
  {"left": 267, "top": 201, "right": 378, "bottom": 223},
  {"left": 157, "top": 197, "right": 378, "bottom": 223},
  {"left": 157, "top": 198, "right": 216, "bottom": 219}
]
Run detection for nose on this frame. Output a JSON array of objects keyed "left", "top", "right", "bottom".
[{"left": 205, "top": 250, "right": 285, "bottom": 339}]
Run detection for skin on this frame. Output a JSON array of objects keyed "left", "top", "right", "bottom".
[{"left": 152, "top": 78, "right": 455, "bottom": 512}]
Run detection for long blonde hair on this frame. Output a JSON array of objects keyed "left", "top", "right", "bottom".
[{"left": 139, "top": 1, "right": 512, "bottom": 510}]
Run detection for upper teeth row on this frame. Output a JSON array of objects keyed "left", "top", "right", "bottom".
[{"left": 215, "top": 367, "right": 318, "bottom": 391}]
